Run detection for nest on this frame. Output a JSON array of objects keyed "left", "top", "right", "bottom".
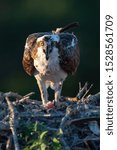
[{"left": 0, "top": 82, "right": 100, "bottom": 150}]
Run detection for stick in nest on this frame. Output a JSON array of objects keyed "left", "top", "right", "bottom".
[{"left": 5, "top": 96, "right": 20, "bottom": 150}]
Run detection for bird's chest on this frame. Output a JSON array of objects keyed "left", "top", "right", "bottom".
[
  {"left": 34, "top": 55, "right": 60, "bottom": 75},
  {"left": 34, "top": 56, "right": 67, "bottom": 83}
]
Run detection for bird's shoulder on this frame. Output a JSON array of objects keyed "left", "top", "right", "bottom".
[
  {"left": 58, "top": 33, "right": 80, "bottom": 74},
  {"left": 22, "top": 32, "right": 51, "bottom": 76}
]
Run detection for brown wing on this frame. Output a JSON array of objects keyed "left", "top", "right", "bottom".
[
  {"left": 58, "top": 33, "right": 80, "bottom": 74},
  {"left": 22, "top": 33, "right": 38, "bottom": 76},
  {"left": 22, "top": 32, "right": 51, "bottom": 76}
]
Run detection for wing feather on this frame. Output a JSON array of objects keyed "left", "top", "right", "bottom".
[
  {"left": 58, "top": 33, "right": 80, "bottom": 74},
  {"left": 22, "top": 32, "right": 52, "bottom": 75},
  {"left": 22, "top": 34, "right": 37, "bottom": 75}
]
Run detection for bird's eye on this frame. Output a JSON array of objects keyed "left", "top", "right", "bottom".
[{"left": 38, "top": 41, "right": 44, "bottom": 47}]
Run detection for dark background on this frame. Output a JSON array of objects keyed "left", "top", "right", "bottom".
[{"left": 0, "top": 0, "right": 100, "bottom": 100}]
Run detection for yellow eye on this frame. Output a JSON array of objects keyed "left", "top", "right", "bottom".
[{"left": 38, "top": 41, "right": 44, "bottom": 47}]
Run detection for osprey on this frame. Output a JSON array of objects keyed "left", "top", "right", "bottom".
[{"left": 22, "top": 22, "right": 80, "bottom": 108}]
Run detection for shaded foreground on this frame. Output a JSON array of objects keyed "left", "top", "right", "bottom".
[{"left": 0, "top": 83, "right": 100, "bottom": 150}]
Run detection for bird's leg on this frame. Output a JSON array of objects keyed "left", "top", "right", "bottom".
[
  {"left": 36, "top": 79, "right": 48, "bottom": 105},
  {"left": 54, "top": 82, "right": 63, "bottom": 106}
]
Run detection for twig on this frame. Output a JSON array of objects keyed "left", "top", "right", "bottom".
[
  {"left": 6, "top": 135, "right": 14, "bottom": 150},
  {"left": 46, "top": 127, "right": 58, "bottom": 131},
  {"left": 19, "top": 112, "right": 64, "bottom": 118},
  {"left": 59, "top": 104, "right": 76, "bottom": 130},
  {"left": 19, "top": 92, "right": 34, "bottom": 102},
  {"left": 69, "top": 117, "right": 100, "bottom": 125},
  {"left": 5, "top": 96, "right": 20, "bottom": 150},
  {"left": 82, "top": 84, "right": 93, "bottom": 99},
  {"left": 4, "top": 92, "right": 22, "bottom": 99},
  {"left": 71, "top": 136, "right": 99, "bottom": 147},
  {"left": 79, "top": 82, "right": 82, "bottom": 91},
  {"left": 76, "top": 82, "right": 88, "bottom": 99},
  {"left": 23, "top": 92, "right": 35, "bottom": 98},
  {"left": 59, "top": 113, "right": 70, "bottom": 130}
]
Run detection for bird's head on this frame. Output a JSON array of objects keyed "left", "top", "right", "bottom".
[{"left": 36, "top": 35, "right": 60, "bottom": 60}]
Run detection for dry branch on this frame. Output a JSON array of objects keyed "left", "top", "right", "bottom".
[{"left": 5, "top": 96, "right": 20, "bottom": 150}]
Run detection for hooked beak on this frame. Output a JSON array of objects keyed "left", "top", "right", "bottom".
[{"left": 43, "top": 47, "right": 49, "bottom": 60}]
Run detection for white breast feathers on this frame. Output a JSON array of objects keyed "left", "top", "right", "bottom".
[{"left": 34, "top": 46, "right": 67, "bottom": 83}]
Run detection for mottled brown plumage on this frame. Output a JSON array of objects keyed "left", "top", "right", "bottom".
[
  {"left": 58, "top": 33, "right": 80, "bottom": 74},
  {"left": 22, "top": 22, "right": 80, "bottom": 106}
]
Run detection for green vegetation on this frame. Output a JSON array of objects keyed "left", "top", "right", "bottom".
[{"left": 18, "top": 122, "right": 63, "bottom": 150}]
